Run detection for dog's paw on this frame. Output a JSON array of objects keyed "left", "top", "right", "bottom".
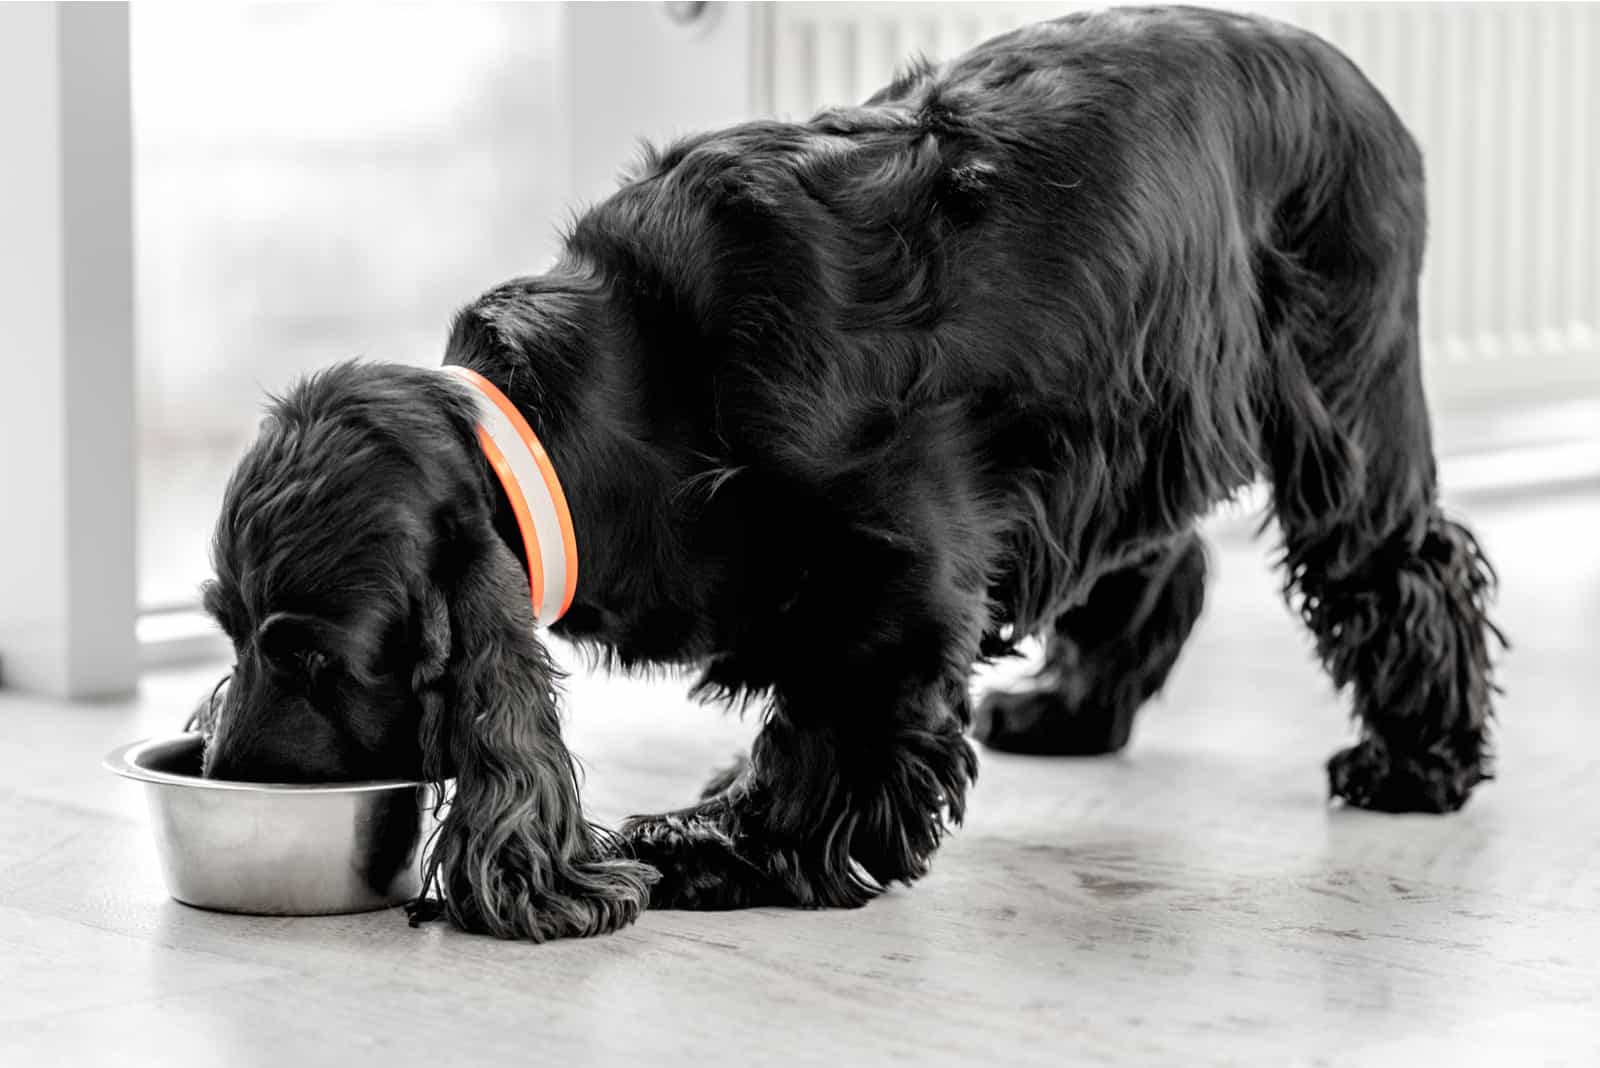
[
  {"left": 620, "top": 809, "right": 788, "bottom": 910},
  {"left": 1327, "top": 738, "right": 1483, "bottom": 814},
  {"left": 556, "top": 855, "right": 660, "bottom": 936},
  {"left": 421, "top": 851, "right": 658, "bottom": 941},
  {"left": 972, "top": 689, "right": 1128, "bottom": 755}
]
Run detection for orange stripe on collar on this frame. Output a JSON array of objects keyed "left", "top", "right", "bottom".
[{"left": 443, "top": 365, "right": 578, "bottom": 626}]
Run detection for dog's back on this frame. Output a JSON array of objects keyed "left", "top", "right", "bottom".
[{"left": 555, "top": 6, "right": 1434, "bottom": 638}]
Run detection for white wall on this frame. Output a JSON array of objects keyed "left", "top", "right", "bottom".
[
  {"left": 132, "top": 3, "right": 572, "bottom": 442},
  {"left": 565, "top": 2, "right": 764, "bottom": 205}
]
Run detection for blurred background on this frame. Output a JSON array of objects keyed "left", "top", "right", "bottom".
[
  {"left": 2, "top": 1, "right": 1597, "bottom": 694},
  {"left": 133, "top": 3, "right": 569, "bottom": 609}
]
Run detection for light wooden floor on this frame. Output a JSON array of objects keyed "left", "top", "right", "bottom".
[{"left": 3, "top": 487, "right": 1597, "bottom": 1068}]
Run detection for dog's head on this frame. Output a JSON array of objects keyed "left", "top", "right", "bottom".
[
  {"left": 200, "top": 359, "right": 653, "bottom": 938},
  {"left": 200, "top": 361, "right": 469, "bottom": 783}
]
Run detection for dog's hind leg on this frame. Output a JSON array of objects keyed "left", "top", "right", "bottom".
[
  {"left": 1267, "top": 307, "right": 1501, "bottom": 813},
  {"left": 972, "top": 533, "right": 1208, "bottom": 755},
  {"left": 1252, "top": 93, "right": 1502, "bottom": 812}
]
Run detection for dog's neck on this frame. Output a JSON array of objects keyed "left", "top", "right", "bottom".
[{"left": 443, "top": 267, "right": 668, "bottom": 634}]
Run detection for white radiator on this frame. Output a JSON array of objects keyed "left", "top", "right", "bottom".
[{"left": 757, "top": 2, "right": 1600, "bottom": 417}]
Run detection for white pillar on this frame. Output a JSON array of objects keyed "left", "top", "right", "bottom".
[
  {"left": 0, "top": 2, "right": 137, "bottom": 697},
  {"left": 564, "top": 1, "right": 765, "bottom": 206}
]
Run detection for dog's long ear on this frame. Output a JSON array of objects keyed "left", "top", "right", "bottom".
[{"left": 411, "top": 535, "right": 656, "bottom": 940}]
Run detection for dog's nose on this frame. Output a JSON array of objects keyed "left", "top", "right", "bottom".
[
  {"left": 202, "top": 740, "right": 265, "bottom": 783},
  {"left": 204, "top": 716, "right": 359, "bottom": 784},
  {"left": 205, "top": 748, "right": 313, "bottom": 784},
  {"left": 203, "top": 731, "right": 310, "bottom": 784}
]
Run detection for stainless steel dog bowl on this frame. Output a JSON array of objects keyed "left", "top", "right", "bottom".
[{"left": 105, "top": 733, "right": 435, "bottom": 916}]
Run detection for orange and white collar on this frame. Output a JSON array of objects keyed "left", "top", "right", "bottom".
[{"left": 443, "top": 365, "right": 578, "bottom": 627}]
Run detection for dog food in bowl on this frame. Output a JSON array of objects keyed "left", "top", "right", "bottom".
[{"left": 105, "top": 733, "right": 436, "bottom": 915}]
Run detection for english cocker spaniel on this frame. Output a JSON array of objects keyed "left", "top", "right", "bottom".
[{"left": 198, "top": 6, "right": 1502, "bottom": 940}]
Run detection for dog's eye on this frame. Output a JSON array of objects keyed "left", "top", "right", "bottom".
[{"left": 255, "top": 613, "right": 329, "bottom": 676}]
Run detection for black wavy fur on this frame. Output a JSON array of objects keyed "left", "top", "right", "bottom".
[
  {"left": 974, "top": 533, "right": 1209, "bottom": 756},
  {"left": 201, "top": 7, "right": 1501, "bottom": 938}
]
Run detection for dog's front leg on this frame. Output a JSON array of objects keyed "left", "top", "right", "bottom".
[
  {"left": 622, "top": 543, "right": 983, "bottom": 910},
  {"left": 623, "top": 680, "right": 978, "bottom": 910}
]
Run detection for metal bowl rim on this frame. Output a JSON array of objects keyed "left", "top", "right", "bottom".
[{"left": 103, "top": 733, "right": 428, "bottom": 794}]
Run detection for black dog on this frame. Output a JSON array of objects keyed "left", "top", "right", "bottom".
[{"left": 199, "top": 6, "right": 1501, "bottom": 940}]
